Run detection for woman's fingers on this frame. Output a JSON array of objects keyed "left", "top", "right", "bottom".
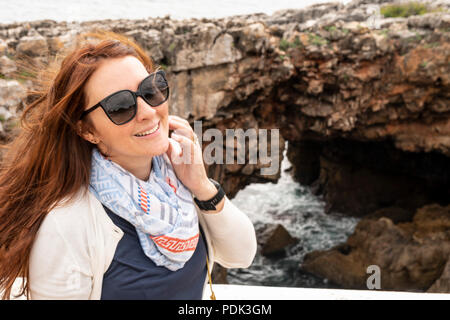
[
  {"left": 167, "top": 137, "right": 184, "bottom": 165},
  {"left": 171, "top": 132, "right": 194, "bottom": 150},
  {"left": 168, "top": 115, "right": 195, "bottom": 140},
  {"left": 170, "top": 132, "right": 194, "bottom": 163},
  {"left": 171, "top": 127, "right": 192, "bottom": 139},
  {"left": 169, "top": 115, "right": 190, "bottom": 127},
  {"left": 168, "top": 137, "right": 182, "bottom": 156},
  {"left": 171, "top": 132, "right": 204, "bottom": 165},
  {"left": 167, "top": 115, "right": 203, "bottom": 166},
  {"left": 168, "top": 115, "right": 191, "bottom": 130}
]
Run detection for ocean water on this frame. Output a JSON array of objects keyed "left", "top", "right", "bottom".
[
  {"left": 228, "top": 142, "right": 360, "bottom": 288},
  {"left": 0, "top": 0, "right": 346, "bottom": 24}
]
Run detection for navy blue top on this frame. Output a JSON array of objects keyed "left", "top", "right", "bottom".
[{"left": 101, "top": 204, "right": 207, "bottom": 300}]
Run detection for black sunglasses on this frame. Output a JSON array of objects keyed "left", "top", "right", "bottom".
[{"left": 80, "top": 70, "right": 169, "bottom": 125}]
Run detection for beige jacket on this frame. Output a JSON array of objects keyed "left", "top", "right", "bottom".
[{"left": 28, "top": 188, "right": 257, "bottom": 299}]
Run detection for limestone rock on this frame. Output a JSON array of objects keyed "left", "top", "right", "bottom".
[
  {"left": 257, "top": 223, "right": 298, "bottom": 256},
  {"left": 16, "top": 34, "right": 48, "bottom": 57},
  {"left": 0, "top": 79, "right": 26, "bottom": 110},
  {"left": 301, "top": 204, "right": 450, "bottom": 292},
  {"left": 0, "top": 39, "right": 7, "bottom": 56},
  {"left": 428, "top": 259, "right": 450, "bottom": 293},
  {"left": 0, "top": 55, "right": 17, "bottom": 76},
  {"left": 211, "top": 264, "right": 229, "bottom": 284}
]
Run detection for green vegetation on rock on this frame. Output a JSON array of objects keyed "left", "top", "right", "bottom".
[
  {"left": 380, "top": 2, "right": 429, "bottom": 18},
  {"left": 279, "top": 36, "right": 303, "bottom": 51}
]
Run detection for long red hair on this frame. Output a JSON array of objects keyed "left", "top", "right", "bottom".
[{"left": 0, "top": 30, "right": 155, "bottom": 299}]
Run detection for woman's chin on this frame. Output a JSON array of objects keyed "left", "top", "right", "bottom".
[{"left": 147, "top": 138, "right": 170, "bottom": 157}]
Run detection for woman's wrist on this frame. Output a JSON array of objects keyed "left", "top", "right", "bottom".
[{"left": 192, "top": 179, "right": 218, "bottom": 201}]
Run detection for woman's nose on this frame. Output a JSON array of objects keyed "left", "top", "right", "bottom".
[{"left": 135, "top": 97, "right": 157, "bottom": 122}]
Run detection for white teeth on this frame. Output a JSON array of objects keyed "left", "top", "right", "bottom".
[{"left": 135, "top": 123, "right": 159, "bottom": 136}]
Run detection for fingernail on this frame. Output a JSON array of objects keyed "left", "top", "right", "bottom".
[{"left": 171, "top": 133, "right": 180, "bottom": 140}]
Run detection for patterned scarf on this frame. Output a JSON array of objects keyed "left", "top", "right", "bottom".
[{"left": 89, "top": 147, "right": 199, "bottom": 271}]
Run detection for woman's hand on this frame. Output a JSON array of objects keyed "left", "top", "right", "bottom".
[{"left": 166, "top": 115, "right": 218, "bottom": 202}]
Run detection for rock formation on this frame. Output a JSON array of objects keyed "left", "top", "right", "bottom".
[
  {"left": 301, "top": 203, "right": 450, "bottom": 293},
  {"left": 257, "top": 223, "right": 298, "bottom": 257}
]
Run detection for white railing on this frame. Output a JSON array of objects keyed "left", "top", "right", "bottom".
[
  {"left": 6, "top": 278, "right": 450, "bottom": 300},
  {"left": 202, "top": 284, "right": 450, "bottom": 300}
]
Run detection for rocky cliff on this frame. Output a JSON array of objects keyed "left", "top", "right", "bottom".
[{"left": 0, "top": 0, "right": 449, "bottom": 292}]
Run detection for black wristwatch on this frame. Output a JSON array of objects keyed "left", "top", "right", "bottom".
[{"left": 193, "top": 178, "right": 225, "bottom": 211}]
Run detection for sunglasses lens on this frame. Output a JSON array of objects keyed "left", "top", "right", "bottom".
[
  {"left": 104, "top": 91, "right": 136, "bottom": 125},
  {"left": 141, "top": 72, "right": 169, "bottom": 106}
]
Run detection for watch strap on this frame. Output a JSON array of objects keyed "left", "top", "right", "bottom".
[{"left": 193, "top": 178, "right": 225, "bottom": 211}]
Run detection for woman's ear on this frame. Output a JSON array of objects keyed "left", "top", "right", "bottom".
[{"left": 76, "top": 120, "right": 100, "bottom": 144}]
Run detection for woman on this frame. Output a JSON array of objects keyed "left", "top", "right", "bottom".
[{"left": 0, "top": 31, "right": 256, "bottom": 300}]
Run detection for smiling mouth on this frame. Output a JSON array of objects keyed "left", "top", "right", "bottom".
[{"left": 134, "top": 121, "right": 160, "bottom": 137}]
